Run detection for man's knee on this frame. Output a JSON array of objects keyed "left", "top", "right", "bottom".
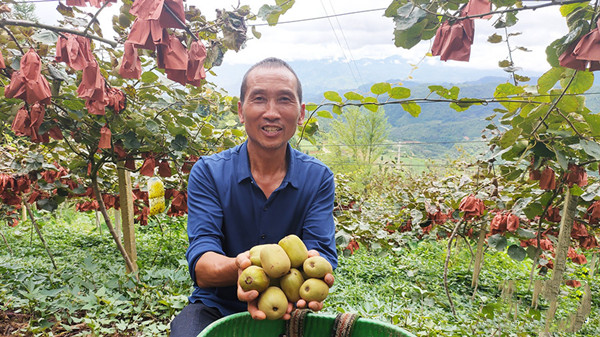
[{"left": 170, "top": 302, "right": 222, "bottom": 337}]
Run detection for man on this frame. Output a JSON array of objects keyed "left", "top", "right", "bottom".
[{"left": 170, "top": 58, "right": 337, "bottom": 336}]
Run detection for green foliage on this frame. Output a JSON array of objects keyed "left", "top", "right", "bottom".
[
  {"left": 326, "top": 243, "right": 599, "bottom": 336},
  {"left": 0, "top": 206, "right": 190, "bottom": 335}
]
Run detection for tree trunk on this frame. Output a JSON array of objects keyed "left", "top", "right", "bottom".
[
  {"left": 471, "top": 222, "right": 488, "bottom": 290},
  {"left": 544, "top": 187, "right": 578, "bottom": 331},
  {"left": 24, "top": 203, "right": 57, "bottom": 269},
  {"left": 569, "top": 254, "right": 596, "bottom": 332},
  {"left": 117, "top": 165, "right": 137, "bottom": 273},
  {"left": 0, "top": 225, "right": 13, "bottom": 255},
  {"left": 91, "top": 176, "right": 138, "bottom": 278}
]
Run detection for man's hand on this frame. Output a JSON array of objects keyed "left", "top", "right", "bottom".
[
  {"left": 235, "top": 251, "right": 293, "bottom": 320},
  {"left": 295, "top": 249, "right": 335, "bottom": 311}
]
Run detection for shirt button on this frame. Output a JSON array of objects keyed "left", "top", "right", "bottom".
[{"left": 261, "top": 234, "right": 266, "bottom": 239}]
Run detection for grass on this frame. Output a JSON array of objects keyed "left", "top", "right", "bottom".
[{"left": 1, "top": 206, "right": 598, "bottom": 336}]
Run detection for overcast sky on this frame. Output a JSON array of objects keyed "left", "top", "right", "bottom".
[{"left": 33, "top": 0, "right": 568, "bottom": 75}]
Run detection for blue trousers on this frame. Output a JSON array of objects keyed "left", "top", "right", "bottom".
[{"left": 169, "top": 302, "right": 223, "bottom": 337}]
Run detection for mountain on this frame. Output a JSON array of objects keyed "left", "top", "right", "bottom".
[
  {"left": 208, "top": 55, "right": 531, "bottom": 98},
  {"left": 209, "top": 57, "right": 591, "bottom": 159}
]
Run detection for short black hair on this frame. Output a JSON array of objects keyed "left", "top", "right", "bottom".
[{"left": 239, "top": 57, "right": 302, "bottom": 103}]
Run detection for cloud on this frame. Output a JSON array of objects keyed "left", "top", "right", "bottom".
[{"left": 32, "top": 0, "right": 567, "bottom": 77}]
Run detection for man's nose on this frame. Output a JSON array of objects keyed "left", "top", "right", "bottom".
[{"left": 263, "top": 100, "right": 280, "bottom": 118}]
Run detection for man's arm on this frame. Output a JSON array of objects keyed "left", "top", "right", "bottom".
[
  {"left": 186, "top": 159, "right": 230, "bottom": 288},
  {"left": 194, "top": 252, "right": 238, "bottom": 288}
]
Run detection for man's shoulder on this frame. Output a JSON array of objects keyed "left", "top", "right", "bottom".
[
  {"left": 201, "top": 144, "right": 243, "bottom": 164},
  {"left": 290, "top": 147, "right": 332, "bottom": 174}
]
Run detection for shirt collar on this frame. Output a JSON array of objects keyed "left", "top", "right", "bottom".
[{"left": 236, "top": 141, "right": 300, "bottom": 190}]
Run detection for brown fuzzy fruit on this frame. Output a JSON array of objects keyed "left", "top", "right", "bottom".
[{"left": 258, "top": 286, "right": 288, "bottom": 320}]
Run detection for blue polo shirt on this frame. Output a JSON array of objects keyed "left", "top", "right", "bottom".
[{"left": 185, "top": 141, "right": 337, "bottom": 316}]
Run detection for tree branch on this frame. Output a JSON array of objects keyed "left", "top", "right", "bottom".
[
  {"left": 24, "top": 202, "right": 57, "bottom": 269},
  {"left": 0, "top": 24, "right": 24, "bottom": 55},
  {"left": 83, "top": 0, "right": 112, "bottom": 36},
  {"left": 531, "top": 71, "right": 577, "bottom": 135},
  {"left": 460, "top": 0, "right": 590, "bottom": 20},
  {"left": 0, "top": 19, "right": 117, "bottom": 47},
  {"left": 163, "top": 2, "right": 198, "bottom": 42}
]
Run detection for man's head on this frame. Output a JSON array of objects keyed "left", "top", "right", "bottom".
[
  {"left": 237, "top": 58, "right": 305, "bottom": 153},
  {"left": 240, "top": 57, "right": 302, "bottom": 104}
]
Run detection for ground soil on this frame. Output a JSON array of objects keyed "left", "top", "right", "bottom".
[{"left": 0, "top": 310, "right": 30, "bottom": 336}]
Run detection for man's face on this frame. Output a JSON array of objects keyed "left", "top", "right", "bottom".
[{"left": 238, "top": 66, "right": 305, "bottom": 152}]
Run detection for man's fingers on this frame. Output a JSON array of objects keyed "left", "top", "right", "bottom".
[
  {"left": 236, "top": 251, "right": 251, "bottom": 270},
  {"left": 281, "top": 302, "right": 294, "bottom": 320},
  {"left": 324, "top": 273, "right": 335, "bottom": 287},
  {"left": 308, "top": 301, "right": 324, "bottom": 311},
  {"left": 296, "top": 299, "right": 307, "bottom": 308},
  {"left": 306, "top": 249, "right": 320, "bottom": 258},
  {"left": 248, "top": 300, "right": 266, "bottom": 320},
  {"left": 238, "top": 288, "right": 259, "bottom": 302}
]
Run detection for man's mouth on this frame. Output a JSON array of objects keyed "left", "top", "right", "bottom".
[{"left": 262, "top": 126, "right": 282, "bottom": 132}]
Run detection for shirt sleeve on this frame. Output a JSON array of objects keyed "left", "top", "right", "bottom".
[
  {"left": 301, "top": 168, "right": 338, "bottom": 270},
  {"left": 185, "top": 158, "right": 226, "bottom": 285}
]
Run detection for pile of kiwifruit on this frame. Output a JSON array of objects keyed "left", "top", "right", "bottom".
[{"left": 238, "top": 234, "right": 333, "bottom": 320}]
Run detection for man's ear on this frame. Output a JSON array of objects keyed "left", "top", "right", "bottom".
[
  {"left": 297, "top": 103, "right": 306, "bottom": 125},
  {"left": 238, "top": 100, "right": 244, "bottom": 123}
]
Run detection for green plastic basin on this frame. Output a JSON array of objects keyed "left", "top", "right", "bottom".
[{"left": 198, "top": 311, "right": 416, "bottom": 337}]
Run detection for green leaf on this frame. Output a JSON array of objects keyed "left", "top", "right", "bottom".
[
  {"left": 332, "top": 105, "right": 342, "bottom": 115},
  {"left": 324, "top": 91, "right": 343, "bottom": 103},
  {"left": 171, "top": 134, "right": 187, "bottom": 151},
  {"left": 580, "top": 139, "right": 600, "bottom": 160},
  {"left": 563, "top": 70, "right": 593, "bottom": 94},
  {"left": 371, "top": 82, "right": 391, "bottom": 95},
  {"left": 537, "top": 67, "right": 564, "bottom": 94},
  {"left": 305, "top": 103, "right": 318, "bottom": 112},
  {"left": 488, "top": 34, "right": 503, "bottom": 43},
  {"left": 47, "top": 64, "right": 69, "bottom": 81},
  {"left": 553, "top": 146, "right": 569, "bottom": 170},
  {"left": 317, "top": 110, "right": 333, "bottom": 118},
  {"left": 581, "top": 183, "right": 600, "bottom": 202},
  {"left": 560, "top": 2, "right": 589, "bottom": 16},
  {"left": 384, "top": 1, "right": 402, "bottom": 17},
  {"left": 507, "top": 245, "right": 527, "bottom": 261},
  {"left": 31, "top": 30, "right": 59, "bottom": 44},
  {"left": 583, "top": 113, "right": 600, "bottom": 137},
  {"left": 177, "top": 116, "right": 195, "bottom": 127},
  {"left": 523, "top": 202, "right": 543, "bottom": 219},
  {"left": 389, "top": 87, "right": 410, "bottom": 99},
  {"left": 146, "top": 120, "right": 160, "bottom": 134},
  {"left": 570, "top": 184, "right": 585, "bottom": 196},
  {"left": 141, "top": 71, "right": 159, "bottom": 84},
  {"left": 362, "top": 97, "right": 379, "bottom": 112},
  {"left": 450, "top": 98, "right": 480, "bottom": 112},
  {"left": 526, "top": 246, "right": 539, "bottom": 259},
  {"left": 63, "top": 99, "right": 85, "bottom": 111},
  {"left": 516, "top": 228, "right": 536, "bottom": 239},
  {"left": 488, "top": 234, "right": 507, "bottom": 251},
  {"left": 495, "top": 83, "right": 525, "bottom": 97},
  {"left": 344, "top": 91, "right": 364, "bottom": 101},
  {"left": 36, "top": 198, "right": 59, "bottom": 212},
  {"left": 200, "top": 125, "right": 213, "bottom": 137},
  {"left": 394, "top": 4, "right": 427, "bottom": 30},
  {"left": 251, "top": 26, "right": 262, "bottom": 39},
  {"left": 394, "top": 17, "right": 428, "bottom": 49},
  {"left": 556, "top": 94, "right": 581, "bottom": 112},
  {"left": 400, "top": 102, "right": 421, "bottom": 117},
  {"left": 123, "top": 131, "right": 141, "bottom": 149},
  {"left": 499, "top": 128, "right": 522, "bottom": 149}
]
